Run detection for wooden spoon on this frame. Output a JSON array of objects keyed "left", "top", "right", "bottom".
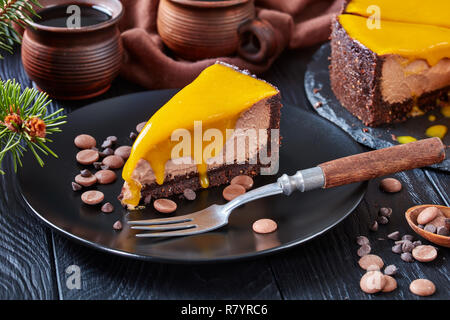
[{"left": 405, "top": 205, "right": 450, "bottom": 248}]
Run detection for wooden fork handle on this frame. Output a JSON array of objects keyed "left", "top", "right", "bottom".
[{"left": 318, "top": 137, "right": 446, "bottom": 188}]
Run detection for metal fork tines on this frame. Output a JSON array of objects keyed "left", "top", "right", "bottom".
[
  {"left": 128, "top": 182, "right": 285, "bottom": 237},
  {"left": 128, "top": 205, "right": 229, "bottom": 237}
]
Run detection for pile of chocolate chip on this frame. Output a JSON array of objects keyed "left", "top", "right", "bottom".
[
  {"left": 73, "top": 133, "right": 132, "bottom": 230},
  {"left": 387, "top": 232, "right": 439, "bottom": 263},
  {"left": 355, "top": 177, "right": 443, "bottom": 297},
  {"left": 358, "top": 252, "right": 436, "bottom": 296}
]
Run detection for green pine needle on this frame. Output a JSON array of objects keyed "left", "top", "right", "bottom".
[
  {"left": 0, "top": 79, "right": 66, "bottom": 173},
  {"left": 0, "top": 0, "right": 42, "bottom": 58}
]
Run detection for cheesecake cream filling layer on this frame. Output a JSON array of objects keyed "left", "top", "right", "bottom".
[{"left": 381, "top": 57, "right": 450, "bottom": 104}]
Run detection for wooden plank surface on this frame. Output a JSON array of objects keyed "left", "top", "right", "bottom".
[
  {"left": 0, "top": 47, "right": 448, "bottom": 300},
  {"left": 0, "top": 55, "right": 57, "bottom": 299}
]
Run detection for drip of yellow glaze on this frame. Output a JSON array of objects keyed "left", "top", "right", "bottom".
[
  {"left": 122, "top": 63, "right": 278, "bottom": 207},
  {"left": 428, "top": 115, "right": 436, "bottom": 122},
  {"left": 345, "top": 0, "right": 450, "bottom": 29},
  {"left": 425, "top": 125, "right": 448, "bottom": 139},
  {"left": 397, "top": 136, "right": 417, "bottom": 144},
  {"left": 408, "top": 105, "right": 424, "bottom": 118},
  {"left": 442, "top": 105, "right": 450, "bottom": 118},
  {"left": 338, "top": 14, "right": 450, "bottom": 66}
]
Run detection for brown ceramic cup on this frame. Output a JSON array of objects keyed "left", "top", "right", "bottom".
[
  {"left": 21, "top": 0, "right": 123, "bottom": 100},
  {"left": 157, "top": 0, "right": 276, "bottom": 62}
]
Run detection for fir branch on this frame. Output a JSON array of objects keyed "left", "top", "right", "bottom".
[
  {"left": 0, "top": 79, "right": 66, "bottom": 173},
  {"left": 0, "top": 0, "right": 41, "bottom": 58}
]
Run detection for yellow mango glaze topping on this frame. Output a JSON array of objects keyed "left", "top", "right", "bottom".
[
  {"left": 345, "top": 0, "right": 450, "bottom": 29},
  {"left": 338, "top": 14, "right": 450, "bottom": 66},
  {"left": 122, "top": 63, "right": 278, "bottom": 207}
]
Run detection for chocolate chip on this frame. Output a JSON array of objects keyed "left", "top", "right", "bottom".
[
  {"left": 114, "top": 146, "right": 132, "bottom": 160},
  {"left": 401, "top": 240, "right": 414, "bottom": 253},
  {"left": 392, "top": 244, "right": 402, "bottom": 254},
  {"left": 366, "top": 265, "right": 380, "bottom": 271},
  {"left": 74, "top": 134, "right": 96, "bottom": 149},
  {"left": 101, "top": 202, "right": 114, "bottom": 213},
  {"left": 80, "top": 169, "right": 92, "bottom": 177},
  {"left": 381, "top": 275, "right": 397, "bottom": 293},
  {"left": 153, "top": 198, "right": 177, "bottom": 213},
  {"left": 387, "top": 231, "right": 400, "bottom": 240},
  {"left": 409, "top": 279, "right": 436, "bottom": 296},
  {"left": 230, "top": 175, "right": 254, "bottom": 190},
  {"left": 101, "top": 139, "right": 113, "bottom": 149},
  {"left": 369, "top": 220, "right": 378, "bottom": 232},
  {"left": 223, "top": 184, "right": 246, "bottom": 201},
  {"left": 71, "top": 182, "right": 82, "bottom": 191},
  {"left": 356, "top": 236, "right": 370, "bottom": 246},
  {"left": 424, "top": 224, "right": 437, "bottom": 233},
  {"left": 136, "top": 122, "right": 146, "bottom": 133},
  {"left": 99, "top": 148, "right": 114, "bottom": 157},
  {"left": 76, "top": 149, "right": 99, "bottom": 165},
  {"left": 95, "top": 170, "right": 117, "bottom": 184},
  {"left": 183, "top": 188, "right": 196, "bottom": 201},
  {"left": 106, "top": 136, "right": 118, "bottom": 143},
  {"left": 144, "top": 194, "right": 152, "bottom": 204},
  {"left": 384, "top": 264, "right": 398, "bottom": 276},
  {"left": 358, "top": 254, "right": 384, "bottom": 270},
  {"left": 93, "top": 162, "right": 102, "bottom": 169},
  {"left": 413, "top": 240, "right": 422, "bottom": 247},
  {"left": 102, "top": 155, "right": 124, "bottom": 169},
  {"left": 400, "top": 252, "right": 414, "bottom": 262},
  {"left": 81, "top": 190, "right": 104, "bottom": 205},
  {"left": 437, "top": 226, "right": 449, "bottom": 236},
  {"left": 412, "top": 245, "right": 437, "bottom": 262},
  {"left": 402, "top": 234, "right": 414, "bottom": 241},
  {"left": 377, "top": 216, "right": 389, "bottom": 225},
  {"left": 360, "top": 271, "right": 386, "bottom": 294},
  {"left": 379, "top": 178, "right": 402, "bottom": 193},
  {"left": 357, "top": 244, "right": 371, "bottom": 257},
  {"left": 445, "top": 218, "right": 450, "bottom": 230},
  {"left": 129, "top": 132, "right": 137, "bottom": 140},
  {"left": 113, "top": 220, "right": 122, "bottom": 230},
  {"left": 75, "top": 174, "right": 97, "bottom": 187},
  {"left": 252, "top": 218, "right": 278, "bottom": 234},
  {"left": 417, "top": 206, "right": 440, "bottom": 225},
  {"left": 379, "top": 207, "right": 392, "bottom": 218}
]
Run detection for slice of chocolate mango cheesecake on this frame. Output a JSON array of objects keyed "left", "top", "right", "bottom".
[
  {"left": 330, "top": 0, "right": 450, "bottom": 126},
  {"left": 119, "top": 62, "right": 282, "bottom": 208}
]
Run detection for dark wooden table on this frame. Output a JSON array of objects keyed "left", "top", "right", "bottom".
[{"left": 1, "top": 46, "right": 448, "bottom": 300}]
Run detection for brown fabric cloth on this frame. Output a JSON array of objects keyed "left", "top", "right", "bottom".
[{"left": 119, "top": 0, "right": 344, "bottom": 89}]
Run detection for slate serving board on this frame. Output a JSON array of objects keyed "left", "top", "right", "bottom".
[{"left": 304, "top": 42, "right": 449, "bottom": 172}]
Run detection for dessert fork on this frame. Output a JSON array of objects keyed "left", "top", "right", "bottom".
[{"left": 128, "top": 138, "right": 445, "bottom": 237}]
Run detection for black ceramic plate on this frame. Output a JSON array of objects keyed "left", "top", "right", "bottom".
[
  {"left": 18, "top": 90, "right": 366, "bottom": 263},
  {"left": 305, "top": 42, "right": 449, "bottom": 172}
]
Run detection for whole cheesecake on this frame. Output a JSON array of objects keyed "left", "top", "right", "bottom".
[
  {"left": 330, "top": 0, "right": 450, "bottom": 126},
  {"left": 119, "top": 62, "right": 282, "bottom": 208}
]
